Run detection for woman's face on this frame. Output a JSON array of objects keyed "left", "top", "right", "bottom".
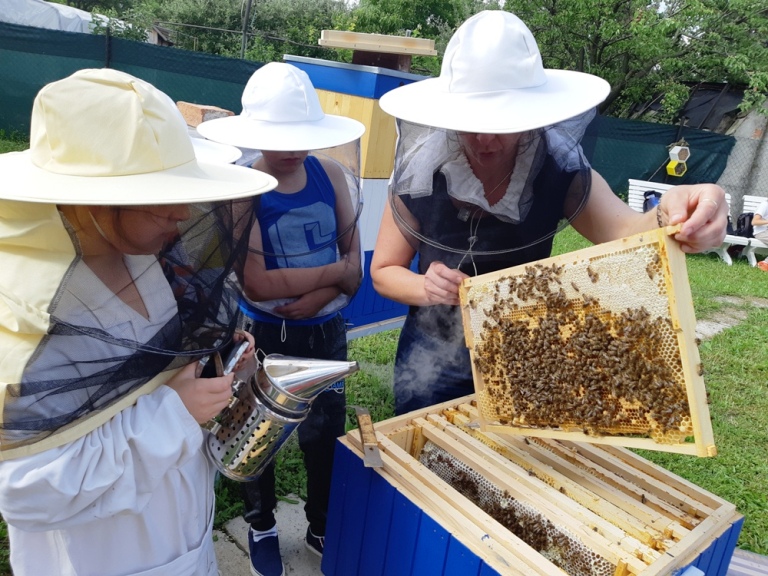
[
  {"left": 458, "top": 132, "right": 522, "bottom": 170},
  {"left": 94, "top": 204, "right": 191, "bottom": 255}
]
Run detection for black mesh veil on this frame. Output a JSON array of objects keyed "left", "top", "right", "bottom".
[
  {"left": 234, "top": 141, "right": 363, "bottom": 317},
  {"left": 0, "top": 198, "right": 255, "bottom": 453},
  {"left": 388, "top": 111, "right": 596, "bottom": 276}
]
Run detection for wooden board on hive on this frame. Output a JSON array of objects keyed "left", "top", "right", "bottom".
[
  {"left": 318, "top": 30, "right": 437, "bottom": 56},
  {"left": 458, "top": 227, "right": 715, "bottom": 457}
]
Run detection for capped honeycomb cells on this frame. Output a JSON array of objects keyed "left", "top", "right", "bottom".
[
  {"left": 465, "top": 248, "right": 693, "bottom": 444},
  {"left": 420, "top": 442, "right": 615, "bottom": 576}
]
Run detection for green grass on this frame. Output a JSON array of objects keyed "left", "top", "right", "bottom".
[
  {"left": 1, "top": 153, "right": 766, "bottom": 571},
  {"left": 0, "top": 522, "right": 7, "bottom": 576},
  {"left": 0, "top": 132, "right": 26, "bottom": 154}
]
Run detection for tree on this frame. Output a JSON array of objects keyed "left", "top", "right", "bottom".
[
  {"left": 94, "top": 0, "right": 767, "bottom": 118},
  {"left": 243, "top": 0, "right": 351, "bottom": 62},
  {"left": 90, "top": 7, "right": 152, "bottom": 42},
  {"left": 65, "top": 0, "right": 129, "bottom": 13},
  {"left": 143, "top": 0, "right": 245, "bottom": 55},
  {"left": 501, "top": 0, "right": 768, "bottom": 120}
]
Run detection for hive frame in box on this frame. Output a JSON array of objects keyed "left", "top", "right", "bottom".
[
  {"left": 322, "top": 397, "right": 742, "bottom": 576},
  {"left": 458, "top": 226, "right": 716, "bottom": 457}
]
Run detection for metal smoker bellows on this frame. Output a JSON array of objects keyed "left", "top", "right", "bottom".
[{"left": 205, "top": 354, "right": 359, "bottom": 482}]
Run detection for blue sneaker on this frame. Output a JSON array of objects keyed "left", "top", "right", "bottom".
[
  {"left": 248, "top": 527, "right": 284, "bottom": 576},
  {"left": 305, "top": 526, "right": 324, "bottom": 558}
]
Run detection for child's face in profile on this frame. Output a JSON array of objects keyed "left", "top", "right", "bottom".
[
  {"left": 260, "top": 150, "right": 309, "bottom": 175},
  {"left": 99, "top": 204, "right": 191, "bottom": 255}
]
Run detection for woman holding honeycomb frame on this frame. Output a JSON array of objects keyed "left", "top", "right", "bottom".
[{"left": 371, "top": 11, "right": 728, "bottom": 415}]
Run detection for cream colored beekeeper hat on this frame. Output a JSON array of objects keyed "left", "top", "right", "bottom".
[
  {"left": 197, "top": 62, "right": 365, "bottom": 151},
  {"left": 0, "top": 68, "right": 277, "bottom": 204},
  {"left": 378, "top": 10, "right": 611, "bottom": 133}
]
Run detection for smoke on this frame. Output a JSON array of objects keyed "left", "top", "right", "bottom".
[{"left": 395, "top": 306, "right": 472, "bottom": 409}]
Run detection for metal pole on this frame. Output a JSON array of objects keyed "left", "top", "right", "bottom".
[{"left": 240, "top": 0, "right": 254, "bottom": 59}]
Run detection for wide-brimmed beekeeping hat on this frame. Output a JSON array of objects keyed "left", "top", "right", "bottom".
[
  {"left": 197, "top": 62, "right": 365, "bottom": 151},
  {"left": 378, "top": 10, "right": 611, "bottom": 133},
  {"left": 0, "top": 68, "right": 276, "bottom": 204}
]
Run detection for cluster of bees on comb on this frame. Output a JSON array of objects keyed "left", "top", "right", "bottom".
[
  {"left": 423, "top": 444, "right": 614, "bottom": 576},
  {"left": 468, "top": 257, "right": 693, "bottom": 442}
]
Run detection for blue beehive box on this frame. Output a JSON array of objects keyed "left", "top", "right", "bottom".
[{"left": 323, "top": 397, "right": 743, "bottom": 576}]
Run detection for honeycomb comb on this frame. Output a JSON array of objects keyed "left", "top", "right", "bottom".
[{"left": 459, "top": 226, "right": 716, "bottom": 457}]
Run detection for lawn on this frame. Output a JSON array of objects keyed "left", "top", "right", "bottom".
[{"left": 0, "top": 130, "right": 766, "bottom": 571}]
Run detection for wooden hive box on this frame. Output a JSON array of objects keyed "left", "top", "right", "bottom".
[
  {"left": 458, "top": 226, "right": 716, "bottom": 457},
  {"left": 322, "top": 397, "right": 742, "bottom": 576}
]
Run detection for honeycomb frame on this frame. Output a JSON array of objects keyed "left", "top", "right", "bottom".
[{"left": 458, "top": 226, "right": 716, "bottom": 457}]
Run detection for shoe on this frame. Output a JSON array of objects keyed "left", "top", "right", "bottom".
[
  {"left": 757, "top": 261, "right": 768, "bottom": 271},
  {"left": 248, "top": 527, "right": 284, "bottom": 576},
  {"left": 305, "top": 526, "right": 324, "bottom": 558}
]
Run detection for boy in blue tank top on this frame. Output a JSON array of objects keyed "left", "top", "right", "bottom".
[{"left": 198, "top": 62, "right": 365, "bottom": 576}]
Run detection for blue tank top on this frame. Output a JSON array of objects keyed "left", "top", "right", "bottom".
[
  {"left": 240, "top": 156, "right": 339, "bottom": 325},
  {"left": 257, "top": 156, "right": 337, "bottom": 270}
]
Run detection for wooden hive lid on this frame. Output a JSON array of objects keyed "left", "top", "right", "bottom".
[{"left": 318, "top": 29, "right": 437, "bottom": 56}]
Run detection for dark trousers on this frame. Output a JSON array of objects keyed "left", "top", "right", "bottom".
[{"left": 241, "top": 313, "right": 347, "bottom": 535}]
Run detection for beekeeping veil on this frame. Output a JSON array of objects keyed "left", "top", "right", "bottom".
[
  {"left": 197, "top": 62, "right": 365, "bottom": 318},
  {"left": 378, "top": 10, "right": 611, "bottom": 274},
  {"left": 0, "top": 68, "right": 277, "bottom": 459}
]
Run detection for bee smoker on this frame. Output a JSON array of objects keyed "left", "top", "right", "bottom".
[{"left": 204, "top": 354, "right": 358, "bottom": 482}]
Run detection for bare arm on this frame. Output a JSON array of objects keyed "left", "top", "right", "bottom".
[
  {"left": 242, "top": 159, "right": 361, "bottom": 302},
  {"left": 242, "top": 214, "right": 349, "bottom": 301},
  {"left": 571, "top": 170, "right": 727, "bottom": 253},
  {"left": 322, "top": 158, "right": 362, "bottom": 295},
  {"left": 752, "top": 209, "right": 768, "bottom": 228},
  {"left": 370, "top": 198, "right": 467, "bottom": 307}
]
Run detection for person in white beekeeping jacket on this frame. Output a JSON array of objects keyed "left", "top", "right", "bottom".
[{"left": 0, "top": 68, "right": 277, "bottom": 576}]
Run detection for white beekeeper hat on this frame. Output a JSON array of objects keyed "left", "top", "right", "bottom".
[
  {"left": 378, "top": 10, "right": 610, "bottom": 133},
  {"left": 197, "top": 62, "right": 365, "bottom": 151},
  {"left": 0, "top": 68, "right": 276, "bottom": 205}
]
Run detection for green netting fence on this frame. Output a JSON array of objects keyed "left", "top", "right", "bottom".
[
  {"left": 1, "top": 21, "right": 261, "bottom": 135},
  {"left": 1, "top": 21, "right": 737, "bottom": 197}
]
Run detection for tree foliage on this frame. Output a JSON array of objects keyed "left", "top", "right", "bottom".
[
  {"left": 243, "top": 0, "right": 351, "bottom": 62},
  {"left": 90, "top": 7, "right": 152, "bottom": 42},
  {"left": 144, "top": 0, "right": 244, "bottom": 55},
  {"left": 502, "top": 0, "right": 768, "bottom": 119},
  {"left": 93, "top": 0, "right": 767, "bottom": 119}
]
